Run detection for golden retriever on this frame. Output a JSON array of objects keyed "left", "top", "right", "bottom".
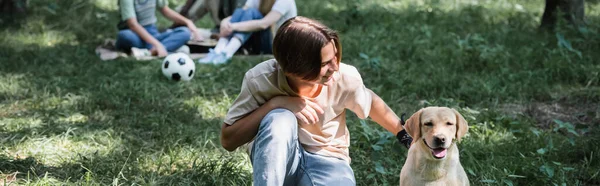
[{"left": 399, "top": 107, "right": 469, "bottom": 186}]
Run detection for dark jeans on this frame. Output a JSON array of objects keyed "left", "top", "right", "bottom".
[{"left": 115, "top": 24, "right": 191, "bottom": 52}]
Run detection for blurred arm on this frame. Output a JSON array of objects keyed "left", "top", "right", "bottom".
[
  {"left": 230, "top": 11, "right": 282, "bottom": 32},
  {"left": 160, "top": 6, "right": 202, "bottom": 40}
]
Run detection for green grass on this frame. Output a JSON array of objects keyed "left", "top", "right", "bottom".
[{"left": 1, "top": 0, "right": 599, "bottom": 185}]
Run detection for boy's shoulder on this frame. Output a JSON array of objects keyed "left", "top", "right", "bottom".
[
  {"left": 333, "top": 62, "right": 366, "bottom": 90},
  {"left": 244, "top": 59, "right": 278, "bottom": 80},
  {"left": 338, "top": 63, "right": 362, "bottom": 80}
]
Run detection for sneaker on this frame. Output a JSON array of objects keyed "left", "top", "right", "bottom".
[
  {"left": 197, "top": 48, "right": 219, "bottom": 64},
  {"left": 131, "top": 47, "right": 151, "bottom": 58},
  {"left": 174, "top": 45, "right": 190, "bottom": 54},
  {"left": 211, "top": 52, "right": 230, "bottom": 65},
  {"left": 95, "top": 47, "right": 120, "bottom": 61}
]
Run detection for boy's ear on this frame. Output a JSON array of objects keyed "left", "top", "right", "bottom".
[{"left": 404, "top": 108, "right": 424, "bottom": 144}]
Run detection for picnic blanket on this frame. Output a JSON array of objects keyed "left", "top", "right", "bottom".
[
  {"left": 96, "top": 28, "right": 217, "bottom": 61},
  {"left": 95, "top": 39, "right": 217, "bottom": 61}
]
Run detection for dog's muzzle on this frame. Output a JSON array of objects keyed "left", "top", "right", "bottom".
[{"left": 423, "top": 139, "right": 450, "bottom": 159}]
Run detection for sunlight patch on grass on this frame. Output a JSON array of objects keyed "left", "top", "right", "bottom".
[
  {"left": 1, "top": 25, "right": 78, "bottom": 49},
  {"left": 369, "top": 0, "right": 542, "bottom": 13},
  {"left": 463, "top": 108, "right": 521, "bottom": 146},
  {"left": 28, "top": 93, "right": 88, "bottom": 111},
  {"left": 323, "top": 2, "right": 344, "bottom": 13},
  {"left": 56, "top": 113, "right": 89, "bottom": 124},
  {"left": 92, "top": 0, "right": 118, "bottom": 11},
  {"left": 18, "top": 174, "right": 64, "bottom": 186},
  {"left": 0, "top": 117, "right": 43, "bottom": 132},
  {"left": 588, "top": 3, "right": 600, "bottom": 19},
  {"left": 4, "top": 130, "right": 123, "bottom": 167},
  {"left": 136, "top": 145, "right": 251, "bottom": 177},
  {"left": 131, "top": 127, "right": 252, "bottom": 183},
  {"left": 469, "top": 121, "right": 518, "bottom": 144},
  {"left": 90, "top": 110, "right": 115, "bottom": 122},
  {"left": 455, "top": 107, "right": 521, "bottom": 147},
  {"left": 183, "top": 95, "right": 233, "bottom": 119},
  {"left": 0, "top": 103, "right": 29, "bottom": 118},
  {"left": 0, "top": 73, "right": 31, "bottom": 98}
]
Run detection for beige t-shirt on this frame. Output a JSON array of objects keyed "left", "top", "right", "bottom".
[{"left": 224, "top": 59, "right": 373, "bottom": 163}]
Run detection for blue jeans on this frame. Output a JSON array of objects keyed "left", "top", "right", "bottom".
[
  {"left": 115, "top": 25, "right": 191, "bottom": 52},
  {"left": 228, "top": 8, "right": 273, "bottom": 54},
  {"left": 251, "top": 109, "right": 356, "bottom": 186}
]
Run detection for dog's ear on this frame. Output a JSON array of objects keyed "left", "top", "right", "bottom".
[
  {"left": 404, "top": 108, "right": 423, "bottom": 144},
  {"left": 453, "top": 109, "right": 469, "bottom": 141}
]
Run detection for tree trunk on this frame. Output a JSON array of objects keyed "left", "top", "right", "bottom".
[{"left": 540, "top": 0, "right": 585, "bottom": 29}]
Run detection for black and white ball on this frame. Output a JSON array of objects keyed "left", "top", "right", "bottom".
[{"left": 162, "top": 53, "right": 195, "bottom": 81}]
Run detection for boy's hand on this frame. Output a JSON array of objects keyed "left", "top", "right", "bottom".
[
  {"left": 151, "top": 44, "right": 168, "bottom": 57},
  {"left": 397, "top": 113, "right": 412, "bottom": 149},
  {"left": 191, "top": 31, "right": 204, "bottom": 41},
  {"left": 220, "top": 22, "right": 233, "bottom": 37},
  {"left": 269, "top": 96, "right": 324, "bottom": 125},
  {"left": 187, "top": 24, "right": 204, "bottom": 41},
  {"left": 397, "top": 130, "right": 412, "bottom": 149}
]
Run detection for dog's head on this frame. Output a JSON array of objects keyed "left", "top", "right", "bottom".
[{"left": 404, "top": 107, "right": 468, "bottom": 159}]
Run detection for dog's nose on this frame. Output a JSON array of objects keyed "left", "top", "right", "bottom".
[{"left": 434, "top": 136, "right": 446, "bottom": 146}]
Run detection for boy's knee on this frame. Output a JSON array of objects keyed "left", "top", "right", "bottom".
[
  {"left": 260, "top": 109, "right": 297, "bottom": 136},
  {"left": 263, "top": 109, "right": 296, "bottom": 123}
]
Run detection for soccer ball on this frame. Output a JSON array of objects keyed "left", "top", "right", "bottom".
[{"left": 162, "top": 53, "right": 195, "bottom": 81}]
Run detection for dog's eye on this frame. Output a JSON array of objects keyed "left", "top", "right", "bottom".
[
  {"left": 447, "top": 122, "right": 454, "bottom": 125},
  {"left": 424, "top": 122, "right": 433, "bottom": 126}
]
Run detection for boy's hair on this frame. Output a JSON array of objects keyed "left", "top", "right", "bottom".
[{"left": 273, "top": 16, "right": 342, "bottom": 81}]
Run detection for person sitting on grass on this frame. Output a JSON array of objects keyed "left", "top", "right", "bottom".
[
  {"left": 220, "top": 16, "right": 413, "bottom": 185},
  {"left": 198, "top": 0, "right": 297, "bottom": 65},
  {"left": 115, "top": 0, "right": 203, "bottom": 57},
  {"left": 174, "top": 0, "right": 222, "bottom": 30}
]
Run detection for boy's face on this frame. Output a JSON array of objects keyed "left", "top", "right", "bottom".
[{"left": 318, "top": 41, "right": 339, "bottom": 86}]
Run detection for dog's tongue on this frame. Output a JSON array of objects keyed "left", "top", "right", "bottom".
[{"left": 432, "top": 148, "right": 447, "bottom": 158}]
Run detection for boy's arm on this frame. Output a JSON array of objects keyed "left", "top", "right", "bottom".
[
  {"left": 160, "top": 6, "right": 203, "bottom": 41},
  {"left": 368, "top": 90, "right": 404, "bottom": 134},
  {"left": 221, "top": 95, "right": 323, "bottom": 151},
  {"left": 220, "top": 100, "right": 278, "bottom": 151},
  {"left": 368, "top": 90, "right": 412, "bottom": 148},
  {"left": 229, "top": 11, "right": 282, "bottom": 32}
]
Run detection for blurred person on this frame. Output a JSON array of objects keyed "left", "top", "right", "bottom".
[
  {"left": 115, "top": 0, "right": 203, "bottom": 57},
  {"left": 178, "top": 0, "right": 221, "bottom": 26},
  {"left": 198, "top": 0, "right": 296, "bottom": 64}
]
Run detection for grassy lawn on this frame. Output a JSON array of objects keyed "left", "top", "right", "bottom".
[{"left": 1, "top": 0, "right": 599, "bottom": 185}]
